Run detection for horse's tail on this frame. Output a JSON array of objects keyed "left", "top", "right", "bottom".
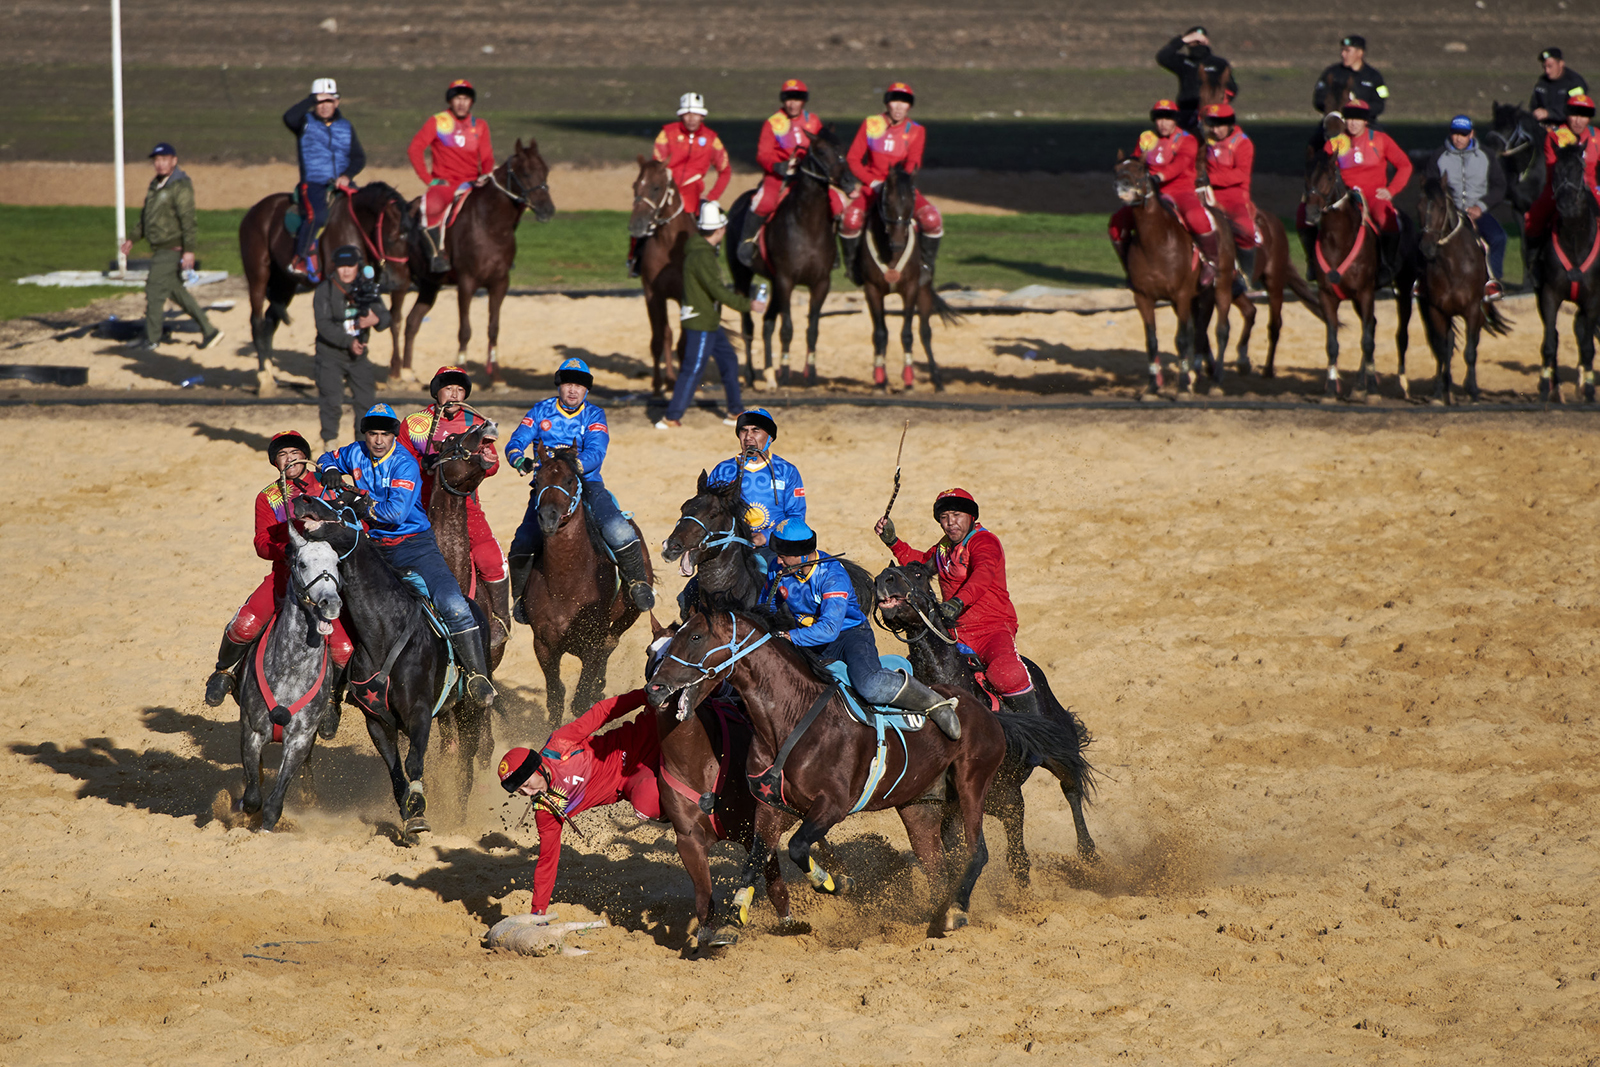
[
  {"left": 929, "top": 286, "right": 964, "bottom": 328},
  {"left": 1284, "top": 262, "right": 1326, "bottom": 322},
  {"left": 993, "top": 711, "right": 1096, "bottom": 800},
  {"left": 1483, "top": 300, "right": 1514, "bottom": 337}
]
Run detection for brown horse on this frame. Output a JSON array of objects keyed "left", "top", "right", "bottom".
[
  {"left": 1533, "top": 142, "right": 1600, "bottom": 403},
  {"left": 1415, "top": 175, "right": 1512, "bottom": 403},
  {"left": 398, "top": 140, "right": 555, "bottom": 390},
  {"left": 1217, "top": 206, "right": 1324, "bottom": 378},
  {"left": 521, "top": 444, "right": 651, "bottom": 724},
  {"left": 1112, "top": 153, "right": 1236, "bottom": 396},
  {"left": 628, "top": 157, "right": 695, "bottom": 396},
  {"left": 425, "top": 421, "right": 508, "bottom": 670},
  {"left": 851, "top": 164, "right": 961, "bottom": 391},
  {"left": 239, "top": 182, "right": 412, "bottom": 396}
]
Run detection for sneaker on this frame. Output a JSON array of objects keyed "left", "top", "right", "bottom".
[
  {"left": 654, "top": 418, "right": 682, "bottom": 430},
  {"left": 125, "top": 338, "right": 160, "bottom": 353},
  {"left": 721, "top": 412, "right": 739, "bottom": 426},
  {"left": 1484, "top": 279, "right": 1504, "bottom": 302},
  {"left": 321, "top": 439, "right": 339, "bottom": 456},
  {"left": 199, "top": 328, "right": 226, "bottom": 351}
]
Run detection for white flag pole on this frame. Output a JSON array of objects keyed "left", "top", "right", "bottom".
[{"left": 111, "top": 0, "right": 127, "bottom": 277}]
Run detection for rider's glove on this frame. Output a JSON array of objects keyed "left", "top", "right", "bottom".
[
  {"left": 774, "top": 160, "right": 790, "bottom": 178},
  {"left": 515, "top": 456, "right": 536, "bottom": 476},
  {"left": 318, "top": 466, "right": 345, "bottom": 490},
  {"left": 877, "top": 518, "right": 897, "bottom": 547},
  {"left": 938, "top": 597, "right": 965, "bottom": 623},
  {"left": 420, "top": 452, "right": 440, "bottom": 473}
]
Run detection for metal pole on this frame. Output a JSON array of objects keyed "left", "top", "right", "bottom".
[{"left": 111, "top": 0, "right": 127, "bottom": 277}]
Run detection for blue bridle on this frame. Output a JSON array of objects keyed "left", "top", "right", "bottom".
[
  {"left": 679, "top": 511, "right": 753, "bottom": 551},
  {"left": 665, "top": 612, "right": 773, "bottom": 685},
  {"left": 535, "top": 475, "right": 583, "bottom": 520}
]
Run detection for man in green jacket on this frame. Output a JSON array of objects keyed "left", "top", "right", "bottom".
[
  {"left": 118, "top": 143, "right": 223, "bottom": 353},
  {"left": 655, "top": 201, "right": 768, "bottom": 430}
]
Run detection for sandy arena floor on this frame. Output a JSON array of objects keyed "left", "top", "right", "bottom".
[{"left": 1, "top": 395, "right": 1597, "bottom": 1064}]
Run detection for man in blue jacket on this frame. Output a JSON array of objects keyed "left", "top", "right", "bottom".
[
  {"left": 762, "top": 518, "right": 961, "bottom": 739},
  {"left": 284, "top": 77, "right": 367, "bottom": 280},
  {"left": 504, "top": 358, "right": 655, "bottom": 616},
  {"left": 318, "top": 403, "right": 495, "bottom": 711},
  {"left": 706, "top": 408, "right": 804, "bottom": 552}
]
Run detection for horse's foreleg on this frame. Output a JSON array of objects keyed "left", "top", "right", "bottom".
[
  {"left": 740, "top": 307, "right": 757, "bottom": 386},
  {"left": 1540, "top": 292, "right": 1563, "bottom": 402},
  {"left": 1422, "top": 302, "right": 1452, "bottom": 404},
  {"left": 1356, "top": 292, "right": 1380, "bottom": 397},
  {"left": 386, "top": 289, "right": 408, "bottom": 380},
  {"left": 762, "top": 305, "right": 781, "bottom": 386},
  {"left": 805, "top": 277, "right": 830, "bottom": 392},
  {"left": 1175, "top": 307, "right": 1197, "bottom": 396},
  {"left": 1462, "top": 305, "right": 1484, "bottom": 402},
  {"left": 918, "top": 289, "right": 943, "bottom": 392},
  {"left": 787, "top": 809, "right": 851, "bottom": 896},
  {"left": 1134, "top": 294, "right": 1162, "bottom": 396},
  {"left": 454, "top": 276, "right": 477, "bottom": 363},
  {"left": 484, "top": 275, "right": 509, "bottom": 389},
  {"left": 866, "top": 286, "right": 889, "bottom": 389},
  {"left": 1212, "top": 287, "right": 1232, "bottom": 383},
  {"left": 1577, "top": 308, "right": 1596, "bottom": 405},
  {"left": 1395, "top": 278, "right": 1415, "bottom": 400},
  {"left": 899, "top": 298, "right": 917, "bottom": 390},
  {"left": 404, "top": 288, "right": 438, "bottom": 384},
  {"left": 260, "top": 725, "right": 318, "bottom": 832},
  {"left": 1265, "top": 281, "right": 1284, "bottom": 378},
  {"left": 365, "top": 715, "right": 410, "bottom": 813},
  {"left": 534, "top": 635, "right": 565, "bottom": 727},
  {"left": 774, "top": 277, "right": 797, "bottom": 372},
  {"left": 572, "top": 649, "right": 610, "bottom": 717},
  {"left": 1322, "top": 292, "right": 1343, "bottom": 398},
  {"left": 987, "top": 766, "right": 1032, "bottom": 889},
  {"left": 1233, "top": 293, "right": 1256, "bottom": 376},
  {"left": 673, "top": 822, "right": 721, "bottom": 950},
  {"left": 239, "top": 711, "right": 266, "bottom": 815}
]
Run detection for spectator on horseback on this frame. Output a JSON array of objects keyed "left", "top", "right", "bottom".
[
  {"left": 283, "top": 78, "right": 367, "bottom": 280},
  {"left": 399, "top": 365, "right": 509, "bottom": 633},
  {"left": 1323, "top": 99, "right": 1413, "bottom": 278},
  {"left": 706, "top": 408, "right": 804, "bottom": 551},
  {"left": 407, "top": 79, "right": 495, "bottom": 273},
  {"left": 204, "top": 431, "right": 354, "bottom": 740},
  {"left": 762, "top": 518, "right": 962, "bottom": 740},
  {"left": 312, "top": 245, "right": 390, "bottom": 452},
  {"left": 875, "top": 489, "right": 1038, "bottom": 719},
  {"left": 496, "top": 689, "right": 663, "bottom": 919},
  {"left": 653, "top": 92, "right": 731, "bottom": 219},
  {"left": 1426, "top": 115, "right": 1509, "bottom": 301},
  {"left": 1201, "top": 103, "right": 1261, "bottom": 291},
  {"left": 1313, "top": 35, "right": 1389, "bottom": 124},
  {"left": 504, "top": 358, "right": 657, "bottom": 615},
  {"left": 318, "top": 403, "right": 497, "bottom": 712},
  {"left": 1520, "top": 95, "right": 1599, "bottom": 290},
  {"left": 117, "top": 142, "right": 223, "bottom": 353},
  {"left": 1531, "top": 48, "right": 1589, "bottom": 127},
  {"left": 1156, "top": 26, "right": 1237, "bottom": 134},
  {"left": 657, "top": 202, "right": 768, "bottom": 430},
  {"left": 839, "top": 82, "right": 944, "bottom": 286},
  {"left": 735, "top": 78, "right": 845, "bottom": 269},
  {"left": 1112, "top": 100, "right": 1222, "bottom": 287}
]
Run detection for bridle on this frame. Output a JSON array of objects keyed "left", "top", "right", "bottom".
[
  {"left": 489, "top": 154, "right": 549, "bottom": 210},
  {"left": 873, "top": 571, "right": 958, "bottom": 646},
  {"left": 633, "top": 169, "right": 683, "bottom": 237},
  {"left": 675, "top": 508, "right": 754, "bottom": 553},
  {"left": 1420, "top": 188, "right": 1466, "bottom": 249},
  {"left": 535, "top": 459, "right": 583, "bottom": 524},
  {"left": 1114, "top": 160, "right": 1156, "bottom": 206},
  {"left": 288, "top": 545, "right": 341, "bottom": 619},
  {"left": 659, "top": 613, "right": 773, "bottom": 715}
]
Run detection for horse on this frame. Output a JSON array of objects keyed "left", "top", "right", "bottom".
[
  {"left": 425, "top": 420, "right": 508, "bottom": 671},
  {"left": 645, "top": 609, "right": 1086, "bottom": 936},
  {"left": 1534, "top": 143, "right": 1600, "bottom": 403},
  {"left": 239, "top": 182, "right": 413, "bottom": 396},
  {"left": 873, "top": 561, "right": 1097, "bottom": 882},
  {"left": 726, "top": 126, "right": 858, "bottom": 388},
  {"left": 644, "top": 617, "right": 805, "bottom": 954},
  {"left": 1486, "top": 102, "right": 1548, "bottom": 290},
  {"left": 850, "top": 163, "right": 961, "bottom": 392},
  {"left": 1214, "top": 206, "right": 1324, "bottom": 378},
  {"left": 295, "top": 493, "right": 492, "bottom": 840},
  {"left": 397, "top": 139, "right": 555, "bottom": 390},
  {"left": 1302, "top": 144, "right": 1418, "bottom": 400},
  {"left": 1112, "top": 153, "right": 1236, "bottom": 396},
  {"left": 521, "top": 444, "right": 651, "bottom": 724},
  {"left": 1415, "top": 175, "right": 1514, "bottom": 404},
  {"left": 233, "top": 521, "right": 344, "bottom": 832},
  {"left": 629, "top": 156, "right": 696, "bottom": 397}
]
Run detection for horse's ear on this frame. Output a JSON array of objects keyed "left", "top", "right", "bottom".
[
  {"left": 649, "top": 612, "right": 666, "bottom": 639},
  {"left": 515, "top": 137, "right": 524, "bottom": 152},
  {"left": 637, "top": 153, "right": 649, "bottom": 166},
  {"left": 1116, "top": 148, "right": 1125, "bottom": 162},
  {"left": 697, "top": 468, "right": 709, "bottom": 493}
]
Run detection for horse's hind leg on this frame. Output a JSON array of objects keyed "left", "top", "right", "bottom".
[
  {"left": 1042, "top": 757, "right": 1098, "bottom": 862},
  {"left": 898, "top": 801, "right": 966, "bottom": 933},
  {"left": 1577, "top": 308, "right": 1597, "bottom": 405},
  {"left": 1134, "top": 293, "right": 1162, "bottom": 396},
  {"left": 1264, "top": 281, "right": 1284, "bottom": 378},
  {"left": 917, "top": 288, "right": 943, "bottom": 391},
  {"left": 239, "top": 713, "right": 266, "bottom": 815},
  {"left": 1234, "top": 294, "right": 1257, "bottom": 376},
  {"left": 484, "top": 274, "right": 510, "bottom": 389},
  {"left": 899, "top": 299, "right": 917, "bottom": 389},
  {"left": 987, "top": 765, "right": 1032, "bottom": 888}
]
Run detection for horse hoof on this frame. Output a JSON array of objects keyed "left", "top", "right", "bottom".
[
  {"left": 404, "top": 815, "right": 430, "bottom": 835},
  {"left": 763, "top": 367, "right": 778, "bottom": 391},
  {"left": 700, "top": 926, "right": 740, "bottom": 949},
  {"left": 1236, "top": 357, "right": 1252, "bottom": 377},
  {"left": 255, "top": 369, "right": 278, "bottom": 398},
  {"left": 776, "top": 916, "right": 812, "bottom": 936},
  {"left": 944, "top": 909, "right": 970, "bottom": 932}
]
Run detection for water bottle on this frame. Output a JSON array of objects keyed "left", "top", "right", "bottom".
[
  {"left": 179, "top": 375, "right": 204, "bottom": 388},
  {"left": 754, "top": 281, "right": 770, "bottom": 305},
  {"left": 183, "top": 268, "right": 200, "bottom": 287}
]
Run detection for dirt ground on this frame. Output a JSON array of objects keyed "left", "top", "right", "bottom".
[{"left": 2, "top": 394, "right": 1598, "bottom": 1064}]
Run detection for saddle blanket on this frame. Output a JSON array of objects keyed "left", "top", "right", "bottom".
[{"left": 823, "top": 654, "right": 927, "bottom": 730}]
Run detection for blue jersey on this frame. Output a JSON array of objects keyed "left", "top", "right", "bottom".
[
  {"left": 707, "top": 452, "right": 806, "bottom": 539},
  {"left": 763, "top": 555, "right": 865, "bottom": 648},
  {"left": 318, "top": 441, "right": 429, "bottom": 543},
  {"left": 504, "top": 397, "right": 610, "bottom": 479}
]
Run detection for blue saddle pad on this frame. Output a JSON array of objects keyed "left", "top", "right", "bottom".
[
  {"left": 397, "top": 569, "right": 450, "bottom": 639},
  {"left": 823, "top": 655, "right": 926, "bottom": 730},
  {"left": 956, "top": 641, "right": 976, "bottom": 657}
]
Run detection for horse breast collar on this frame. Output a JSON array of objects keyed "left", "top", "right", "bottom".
[
  {"left": 1315, "top": 188, "right": 1374, "bottom": 299},
  {"left": 1550, "top": 214, "right": 1600, "bottom": 301},
  {"left": 253, "top": 613, "right": 330, "bottom": 743}
]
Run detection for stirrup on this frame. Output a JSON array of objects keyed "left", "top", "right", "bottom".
[
  {"left": 204, "top": 667, "right": 237, "bottom": 708},
  {"left": 627, "top": 580, "right": 656, "bottom": 612},
  {"left": 465, "top": 671, "right": 497, "bottom": 706},
  {"left": 926, "top": 698, "right": 962, "bottom": 741}
]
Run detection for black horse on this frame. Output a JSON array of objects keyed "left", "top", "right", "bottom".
[
  {"left": 1534, "top": 143, "right": 1600, "bottom": 403},
  {"left": 726, "top": 126, "right": 858, "bottom": 388},
  {"left": 1486, "top": 102, "right": 1547, "bottom": 290},
  {"left": 875, "top": 561, "right": 1098, "bottom": 880},
  {"left": 295, "top": 494, "right": 492, "bottom": 840},
  {"left": 1414, "top": 175, "right": 1513, "bottom": 403}
]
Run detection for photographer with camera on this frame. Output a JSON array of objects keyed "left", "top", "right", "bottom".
[{"left": 313, "top": 244, "right": 391, "bottom": 451}]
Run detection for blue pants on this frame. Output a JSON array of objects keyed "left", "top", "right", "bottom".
[
  {"left": 296, "top": 181, "right": 330, "bottom": 261},
  {"left": 816, "top": 623, "right": 904, "bottom": 706},
  {"left": 509, "top": 473, "right": 635, "bottom": 561},
  {"left": 375, "top": 529, "right": 475, "bottom": 635},
  {"left": 1474, "top": 213, "right": 1506, "bottom": 280},
  {"left": 667, "top": 328, "right": 742, "bottom": 422}
]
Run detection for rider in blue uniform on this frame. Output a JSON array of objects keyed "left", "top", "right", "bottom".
[
  {"left": 317, "top": 403, "right": 496, "bottom": 711},
  {"left": 761, "top": 518, "right": 962, "bottom": 739},
  {"left": 283, "top": 77, "right": 367, "bottom": 280},
  {"left": 706, "top": 408, "right": 805, "bottom": 552},
  {"left": 504, "top": 357, "right": 655, "bottom": 616}
]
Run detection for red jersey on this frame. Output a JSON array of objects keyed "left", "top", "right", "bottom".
[
  {"left": 1205, "top": 127, "right": 1254, "bottom": 197},
  {"left": 890, "top": 524, "right": 1018, "bottom": 637},
  {"left": 253, "top": 471, "right": 328, "bottom": 565},
  {"left": 407, "top": 112, "right": 494, "bottom": 187},
  {"left": 1137, "top": 127, "right": 1199, "bottom": 194},
  {"left": 757, "top": 109, "right": 823, "bottom": 177},
  {"left": 1325, "top": 128, "right": 1412, "bottom": 200},
  {"left": 399, "top": 405, "right": 499, "bottom": 503},
  {"left": 848, "top": 113, "right": 927, "bottom": 187},
  {"left": 1541, "top": 124, "right": 1600, "bottom": 192},
  {"left": 652, "top": 120, "right": 731, "bottom": 202}
]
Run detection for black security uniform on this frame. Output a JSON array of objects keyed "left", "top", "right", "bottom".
[
  {"left": 1313, "top": 62, "right": 1389, "bottom": 121},
  {"left": 1531, "top": 67, "right": 1589, "bottom": 124},
  {"left": 1156, "top": 34, "right": 1238, "bottom": 132}
]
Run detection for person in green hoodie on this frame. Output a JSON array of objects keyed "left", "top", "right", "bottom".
[
  {"left": 655, "top": 201, "right": 768, "bottom": 430},
  {"left": 118, "top": 143, "right": 223, "bottom": 353}
]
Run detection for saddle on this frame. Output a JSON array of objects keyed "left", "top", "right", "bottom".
[{"left": 345, "top": 567, "right": 470, "bottom": 723}]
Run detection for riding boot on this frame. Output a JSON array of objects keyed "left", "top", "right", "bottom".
[
  {"left": 484, "top": 577, "right": 511, "bottom": 647},
  {"left": 1002, "top": 687, "right": 1042, "bottom": 717},
  {"left": 886, "top": 671, "right": 962, "bottom": 741},
  {"left": 319, "top": 659, "right": 349, "bottom": 741},
  {"left": 450, "top": 626, "right": 497, "bottom": 710},
  {"left": 840, "top": 234, "right": 863, "bottom": 286},
  {"left": 1524, "top": 241, "right": 1543, "bottom": 293},
  {"left": 614, "top": 540, "right": 657, "bottom": 612},
  {"left": 426, "top": 226, "right": 450, "bottom": 274},
  {"left": 737, "top": 210, "right": 767, "bottom": 269},
  {"left": 204, "top": 635, "right": 251, "bottom": 707},
  {"left": 509, "top": 554, "right": 533, "bottom": 625},
  {"left": 919, "top": 234, "right": 941, "bottom": 286},
  {"left": 1196, "top": 231, "right": 1221, "bottom": 288},
  {"left": 1377, "top": 228, "right": 1401, "bottom": 291}
]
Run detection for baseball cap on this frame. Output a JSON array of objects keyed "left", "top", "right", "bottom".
[{"left": 148, "top": 142, "right": 176, "bottom": 158}]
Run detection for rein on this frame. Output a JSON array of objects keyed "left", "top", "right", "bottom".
[
  {"left": 1313, "top": 186, "right": 1374, "bottom": 300},
  {"left": 340, "top": 186, "right": 408, "bottom": 264},
  {"left": 875, "top": 589, "right": 958, "bottom": 647},
  {"left": 634, "top": 176, "right": 683, "bottom": 237},
  {"left": 666, "top": 614, "right": 773, "bottom": 712},
  {"left": 488, "top": 157, "right": 548, "bottom": 211}
]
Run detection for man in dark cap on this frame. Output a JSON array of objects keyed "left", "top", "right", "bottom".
[
  {"left": 312, "top": 244, "right": 390, "bottom": 451},
  {"left": 1156, "top": 26, "right": 1238, "bottom": 134},
  {"left": 118, "top": 142, "right": 223, "bottom": 354},
  {"left": 1314, "top": 35, "right": 1389, "bottom": 122},
  {"left": 1532, "top": 48, "right": 1589, "bottom": 127}
]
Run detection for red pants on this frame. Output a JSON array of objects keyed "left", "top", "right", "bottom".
[
  {"left": 678, "top": 179, "right": 709, "bottom": 217},
  {"left": 465, "top": 499, "right": 506, "bottom": 583},
  {"left": 422, "top": 182, "right": 470, "bottom": 227},
  {"left": 1213, "top": 188, "right": 1260, "bottom": 249},
  {"left": 840, "top": 187, "right": 943, "bottom": 238},
  {"left": 1163, "top": 186, "right": 1215, "bottom": 236},
  {"left": 1109, "top": 195, "right": 1213, "bottom": 246},
  {"left": 959, "top": 627, "right": 1031, "bottom": 697},
  {"left": 227, "top": 569, "right": 352, "bottom": 666},
  {"left": 1525, "top": 185, "right": 1600, "bottom": 242},
  {"left": 750, "top": 173, "right": 847, "bottom": 217}
]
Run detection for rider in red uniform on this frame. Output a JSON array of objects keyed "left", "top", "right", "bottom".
[
  {"left": 653, "top": 92, "right": 731, "bottom": 218},
  {"left": 839, "top": 82, "right": 945, "bottom": 285},
  {"left": 1108, "top": 100, "right": 1221, "bottom": 287},
  {"left": 1201, "top": 103, "right": 1261, "bottom": 287},
  {"left": 1522, "top": 95, "right": 1600, "bottom": 289},
  {"left": 398, "top": 365, "right": 509, "bottom": 644},
  {"left": 735, "top": 79, "right": 847, "bottom": 268},
  {"left": 497, "top": 690, "right": 663, "bottom": 917},
  {"left": 874, "top": 488, "right": 1039, "bottom": 717},
  {"left": 204, "top": 431, "right": 354, "bottom": 738},
  {"left": 407, "top": 79, "right": 495, "bottom": 273},
  {"left": 1322, "top": 99, "right": 1412, "bottom": 234}
]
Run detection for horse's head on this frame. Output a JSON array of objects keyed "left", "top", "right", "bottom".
[
  {"left": 662, "top": 469, "right": 748, "bottom": 574},
  {"left": 350, "top": 182, "right": 414, "bottom": 291},
  {"left": 434, "top": 422, "right": 496, "bottom": 498},
  {"left": 806, "top": 125, "right": 859, "bottom": 196},
  {"left": 508, "top": 138, "right": 555, "bottom": 222},
  {"left": 1416, "top": 175, "right": 1458, "bottom": 262},
  {"left": 1303, "top": 148, "right": 1347, "bottom": 228},
  {"left": 286, "top": 523, "right": 344, "bottom": 635},
  {"left": 532, "top": 443, "right": 583, "bottom": 535},
  {"left": 873, "top": 560, "right": 946, "bottom": 635},
  {"left": 630, "top": 156, "right": 679, "bottom": 239},
  {"left": 294, "top": 493, "right": 361, "bottom": 557},
  {"left": 644, "top": 610, "right": 764, "bottom": 720},
  {"left": 876, "top": 162, "right": 918, "bottom": 263},
  {"left": 1113, "top": 150, "right": 1153, "bottom": 204},
  {"left": 1552, "top": 141, "right": 1593, "bottom": 218},
  {"left": 644, "top": 612, "right": 680, "bottom": 690}
]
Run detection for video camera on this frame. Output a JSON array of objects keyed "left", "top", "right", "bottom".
[{"left": 349, "top": 264, "right": 383, "bottom": 318}]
